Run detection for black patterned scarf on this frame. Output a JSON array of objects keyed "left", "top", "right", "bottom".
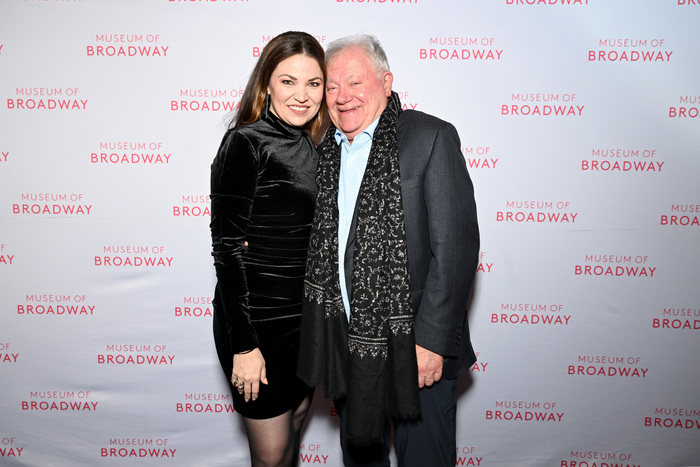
[{"left": 298, "top": 92, "right": 420, "bottom": 445}]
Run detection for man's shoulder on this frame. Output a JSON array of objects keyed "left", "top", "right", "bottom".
[{"left": 398, "top": 109, "right": 455, "bottom": 134}]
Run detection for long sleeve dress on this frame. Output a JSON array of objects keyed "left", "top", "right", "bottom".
[{"left": 210, "top": 109, "right": 317, "bottom": 418}]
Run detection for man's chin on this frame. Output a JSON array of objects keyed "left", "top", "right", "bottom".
[{"left": 336, "top": 121, "right": 361, "bottom": 137}]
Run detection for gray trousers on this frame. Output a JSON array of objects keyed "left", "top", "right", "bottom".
[{"left": 335, "top": 377, "right": 458, "bottom": 467}]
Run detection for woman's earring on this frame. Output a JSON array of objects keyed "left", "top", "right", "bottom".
[{"left": 264, "top": 94, "right": 270, "bottom": 119}]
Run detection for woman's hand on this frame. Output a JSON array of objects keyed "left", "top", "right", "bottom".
[{"left": 231, "top": 348, "right": 268, "bottom": 402}]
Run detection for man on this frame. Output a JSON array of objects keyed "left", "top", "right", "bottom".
[{"left": 298, "top": 34, "right": 479, "bottom": 467}]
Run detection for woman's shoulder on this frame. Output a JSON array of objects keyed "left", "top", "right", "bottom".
[
  {"left": 219, "top": 120, "right": 270, "bottom": 151},
  {"left": 215, "top": 125, "right": 263, "bottom": 165},
  {"left": 224, "top": 119, "right": 266, "bottom": 139}
]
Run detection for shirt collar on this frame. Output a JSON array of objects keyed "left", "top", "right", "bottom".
[{"left": 334, "top": 117, "right": 381, "bottom": 146}]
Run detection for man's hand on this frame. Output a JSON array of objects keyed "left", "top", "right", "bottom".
[{"left": 416, "top": 344, "right": 443, "bottom": 388}]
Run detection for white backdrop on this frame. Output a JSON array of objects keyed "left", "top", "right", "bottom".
[{"left": 1, "top": 1, "right": 700, "bottom": 466}]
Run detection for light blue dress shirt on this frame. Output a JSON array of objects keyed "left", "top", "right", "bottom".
[{"left": 336, "top": 118, "right": 380, "bottom": 320}]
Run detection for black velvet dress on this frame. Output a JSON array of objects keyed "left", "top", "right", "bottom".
[{"left": 210, "top": 109, "right": 317, "bottom": 419}]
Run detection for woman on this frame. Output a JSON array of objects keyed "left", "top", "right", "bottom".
[{"left": 210, "top": 31, "right": 326, "bottom": 467}]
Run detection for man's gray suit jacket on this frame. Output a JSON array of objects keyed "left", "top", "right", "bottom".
[{"left": 343, "top": 109, "right": 480, "bottom": 379}]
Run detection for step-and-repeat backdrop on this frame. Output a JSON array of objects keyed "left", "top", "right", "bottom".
[{"left": 1, "top": 1, "right": 699, "bottom": 466}]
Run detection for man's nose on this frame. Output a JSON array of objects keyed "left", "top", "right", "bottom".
[{"left": 335, "top": 85, "right": 350, "bottom": 104}]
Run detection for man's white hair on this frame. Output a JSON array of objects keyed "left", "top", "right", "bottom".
[{"left": 325, "top": 34, "right": 391, "bottom": 74}]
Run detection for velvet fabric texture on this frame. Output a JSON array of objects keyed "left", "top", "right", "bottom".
[{"left": 210, "top": 109, "right": 317, "bottom": 419}]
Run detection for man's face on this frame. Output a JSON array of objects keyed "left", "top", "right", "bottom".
[{"left": 325, "top": 46, "right": 393, "bottom": 143}]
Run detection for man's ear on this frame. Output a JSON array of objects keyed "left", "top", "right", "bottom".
[{"left": 382, "top": 71, "right": 394, "bottom": 97}]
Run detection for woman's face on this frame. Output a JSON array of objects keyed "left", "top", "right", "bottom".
[{"left": 267, "top": 54, "right": 324, "bottom": 127}]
